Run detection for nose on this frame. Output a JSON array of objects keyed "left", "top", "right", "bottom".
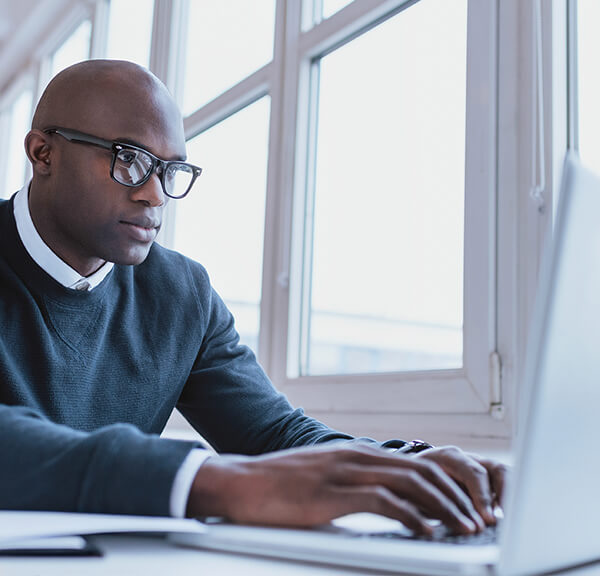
[{"left": 129, "top": 172, "right": 165, "bottom": 207}]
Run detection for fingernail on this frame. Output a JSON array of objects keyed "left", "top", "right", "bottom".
[
  {"left": 474, "top": 512, "right": 486, "bottom": 531},
  {"left": 463, "top": 518, "right": 477, "bottom": 533}
]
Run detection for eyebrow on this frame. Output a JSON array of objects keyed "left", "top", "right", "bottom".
[{"left": 115, "top": 136, "right": 187, "bottom": 162}]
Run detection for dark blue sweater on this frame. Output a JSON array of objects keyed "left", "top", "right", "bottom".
[{"left": 0, "top": 195, "right": 353, "bottom": 516}]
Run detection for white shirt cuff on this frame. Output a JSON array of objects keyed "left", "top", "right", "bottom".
[{"left": 169, "top": 449, "right": 213, "bottom": 518}]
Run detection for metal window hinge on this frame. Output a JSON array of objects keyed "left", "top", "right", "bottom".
[{"left": 489, "top": 351, "right": 505, "bottom": 420}]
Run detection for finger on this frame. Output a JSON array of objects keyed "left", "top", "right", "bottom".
[
  {"left": 412, "top": 460, "right": 486, "bottom": 531},
  {"left": 331, "top": 485, "right": 434, "bottom": 536},
  {"left": 336, "top": 465, "right": 478, "bottom": 535},
  {"left": 328, "top": 446, "right": 484, "bottom": 530},
  {"left": 334, "top": 446, "right": 476, "bottom": 509},
  {"left": 445, "top": 457, "right": 496, "bottom": 525},
  {"left": 477, "top": 458, "right": 509, "bottom": 509},
  {"left": 396, "top": 469, "right": 479, "bottom": 534}
]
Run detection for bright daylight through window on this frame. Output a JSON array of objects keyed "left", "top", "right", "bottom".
[
  {"left": 575, "top": 0, "right": 600, "bottom": 173},
  {"left": 301, "top": 0, "right": 467, "bottom": 375},
  {"left": 3, "top": 89, "right": 32, "bottom": 199},
  {"left": 182, "top": 0, "right": 275, "bottom": 114},
  {"left": 0, "top": 0, "right": 503, "bottom": 431},
  {"left": 106, "top": 0, "right": 154, "bottom": 68},
  {"left": 174, "top": 98, "right": 271, "bottom": 353},
  {"left": 50, "top": 19, "right": 91, "bottom": 79}
]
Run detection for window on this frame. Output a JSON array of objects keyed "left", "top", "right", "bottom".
[
  {"left": 174, "top": 98, "right": 271, "bottom": 351},
  {"left": 174, "top": 1, "right": 277, "bottom": 352},
  {"left": 299, "top": 0, "right": 467, "bottom": 376},
  {"left": 50, "top": 20, "right": 92, "bottom": 78},
  {"left": 0, "top": 0, "right": 529, "bottom": 444},
  {"left": 321, "top": 0, "right": 354, "bottom": 20},
  {"left": 182, "top": 0, "right": 276, "bottom": 114},
  {"left": 272, "top": 0, "right": 498, "bottom": 432},
  {"left": 573, "top": 0, "right": 600, "bottom": 171},
  {"left": 0, "top": 86, "right": 33, "bottom": 199},
  {"left": 106, "top": 0, "right": 154, "bottom": 68}
]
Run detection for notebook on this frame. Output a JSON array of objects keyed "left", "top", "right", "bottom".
[{"left": 173, "top": 152, "right": 600, "bottom": 576}]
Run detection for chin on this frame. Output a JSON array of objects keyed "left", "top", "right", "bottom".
[{"left": 113, "top": 245, "right": 154, "bottom": 267}]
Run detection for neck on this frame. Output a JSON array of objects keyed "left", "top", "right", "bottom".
[{"left": 28, "top": 181, "right": 106, "bottom": 277}]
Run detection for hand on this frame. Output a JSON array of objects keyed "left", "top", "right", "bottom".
[
  {"left": 186, "top": 444, "right": 501, "bottom": 535},
  {"left": 415, "top": 446, "right": 509, "bottom": 526}
]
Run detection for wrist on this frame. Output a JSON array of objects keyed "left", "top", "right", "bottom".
[{"left": 186, "top": 455, "right": 246, "bottom": 519}]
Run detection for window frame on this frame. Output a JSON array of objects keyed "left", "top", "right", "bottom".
[
  {"left": 35, "top": 3, "right": 94, "bottom": 90},
  {"left": 0, "top": 0, "right": 572, "bottom": 447},
  {"left": 265, "top": 0, "right": 499, "bottom": 420},
  {"left": 0, "top": 73, "right": 35, "bottom": 199}
]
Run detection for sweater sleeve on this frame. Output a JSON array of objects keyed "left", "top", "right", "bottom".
[
  {"left": 0, "top": 404, "right": 201, "bottom": 515},
  {"left": 177, "top": 286, "right": 367, "bottom": 455}
]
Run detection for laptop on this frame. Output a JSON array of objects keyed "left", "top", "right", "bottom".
[{"left": 173, "top": 153, "right": 600, "bottom": 575}]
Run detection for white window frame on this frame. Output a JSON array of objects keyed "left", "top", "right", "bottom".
[
  {"left": 0, "top": 0, "right": 571, "bottom": 447},
  {"left": 496, "top": 0, "right": 568, "bottom": 447},
  {"left": 256, "top": 0, "right": 501, "bottom": 443},
  {"left": 33, "top": 2, "right": 94, "bottom": 93},
  {"left": 0, "top": 72, "right": 35, "bottom": 198}
]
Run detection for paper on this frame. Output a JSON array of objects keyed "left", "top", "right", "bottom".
[
  {"left": 0, "top": 536, "right": 89, "bottom": 551},
  {"left": 0, "top": 511, "right": 206, "bottom": 544},
  {"left": 0, "top": 535, "right": 98, "bottom": 557}
]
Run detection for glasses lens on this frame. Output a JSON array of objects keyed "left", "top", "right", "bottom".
[
  {"left": 113, "top": 147, "right": 153, "bottom": 185},
  {"left": 164, "top": 163, "right": 195, "bottom": 198}
]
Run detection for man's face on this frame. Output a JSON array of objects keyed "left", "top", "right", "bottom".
[{"left": 35, "top": 71, "right": 187, "bottom": 276}]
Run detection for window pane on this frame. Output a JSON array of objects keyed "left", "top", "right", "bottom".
[
  {"left": 4, "top": 89, "right": 33, "bottom": 198},
  {"left": 173, "top": 98, "right": 270, "bottom": 352},
  {"left": 577, "top": 0, "right": 600, "bottom": 169},
  {"left": 182, "top": 1, "right": 275, "bottom": 115},
  {"left": 106, "top": 0, "right": 154, "bottom": 68},
  {"left": 303, "top": 0, "right": 466, "bottom": 375},
  {"left": 50, "top": 20, "right": 91, "bottom": 78},
  {"left": 322, "top": 0, "right": 353, "bottom": 20}
]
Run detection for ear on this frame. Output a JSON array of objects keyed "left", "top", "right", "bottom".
[{"left": 25, "top": 129, "right": 53, "bottom": 177}]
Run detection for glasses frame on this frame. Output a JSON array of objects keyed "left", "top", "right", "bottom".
[{"left": 43, "top": 126, "right": 202, "bottom": 199}]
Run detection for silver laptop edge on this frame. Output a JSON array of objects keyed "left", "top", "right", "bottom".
[{"left": 498, "top": 152, "right": 600, "bottom": 576}]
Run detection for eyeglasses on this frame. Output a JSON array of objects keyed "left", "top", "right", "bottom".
[{"left": 43, "top": 127, "right": 202, "bottom": 199}]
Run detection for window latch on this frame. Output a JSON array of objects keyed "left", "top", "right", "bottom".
[{"left": 490, "top": 351, "right": 505, "bottom": 420}]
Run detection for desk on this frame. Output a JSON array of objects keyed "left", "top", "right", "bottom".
[
  {"left": 2, "top": 534, "right": 600, "bottom": 576},
  {"left": 0, "top": 534, "right": 394, "bottom": 575}
]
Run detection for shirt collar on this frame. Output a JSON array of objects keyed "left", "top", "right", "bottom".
[{"left": 13, "top": 183, "right": 114, "bottom": 291}]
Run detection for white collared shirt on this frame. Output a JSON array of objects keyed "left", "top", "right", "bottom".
[{"left": 12, "top": 183, "right": 210, "bottom": 517}]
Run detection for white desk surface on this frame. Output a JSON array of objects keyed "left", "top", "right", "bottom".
[
  {"left": 0, "top": 533, "right": 396, "bottom": 576},
  {"left": 2, "top": 534, "right": 600, "bottom": 576}
]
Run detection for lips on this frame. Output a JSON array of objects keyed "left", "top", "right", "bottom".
[
  {"left": 122, "top": 217, "right": 161, "bottom": 229},
  {"left": 120, "top": 218, "right": 160, "bottom": 243}
]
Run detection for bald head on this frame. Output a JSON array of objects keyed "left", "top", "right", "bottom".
[
  {"left": 32, "top": 60, "right": 184, "bottom": 149},
  {"left": 25, "top": 60, "right": 189, "bottom": 276}
]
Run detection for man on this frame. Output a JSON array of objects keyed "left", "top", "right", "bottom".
[{"left": 0, "top": 60, "right": 505, "bottom": 536}]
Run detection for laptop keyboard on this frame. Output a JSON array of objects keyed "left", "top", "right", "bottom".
[{"left": 364, "top": 524, "right": 499, "bottom": 546}]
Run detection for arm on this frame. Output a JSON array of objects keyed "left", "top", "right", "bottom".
[
  {"left": 0, "top": 404, "right": 201, "bottom": 515},
  {"left": 178, "top": 282, "right": 508, "bottom": 533},
  {"left": 177, "top": 287, "right": 362, "bottom": 454}
]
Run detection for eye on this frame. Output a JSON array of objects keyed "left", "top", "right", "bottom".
[
  {"left": 117, "top": 149, "right": 138, "bottom": 165},
  {"left": 165, "top": 165, "right": 178, "bottom": 180}
]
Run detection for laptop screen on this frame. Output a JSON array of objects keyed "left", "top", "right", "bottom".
[{"left": 499, "top": 153, "right": 600, "bottom": 575}]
